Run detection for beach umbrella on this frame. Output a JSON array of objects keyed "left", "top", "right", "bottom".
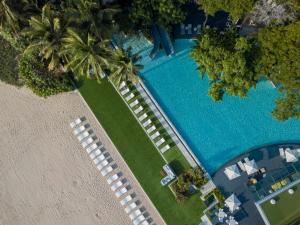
[
  {"left": 224, "top": 165, "right": 241, "bottom": 180},
  {"left": 285, "top": 149, "right": 298, "bottom": 162},
  {"left": 225, "top": 194, "right": 241, "bottom": 213},
  {"left": 244, "top": 160, "right": 258, "bottom": 175}
]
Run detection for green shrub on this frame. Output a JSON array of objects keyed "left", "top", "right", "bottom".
[
  {"left": 0, "top": 37, "right": 22, "bottom": 86},
  {"left": 19, "top": 53, "right": 73, "bottom": 97}
]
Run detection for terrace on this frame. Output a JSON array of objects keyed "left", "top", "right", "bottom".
[{"left": 212, "top": 143, "right": 300, "bottom": 225}]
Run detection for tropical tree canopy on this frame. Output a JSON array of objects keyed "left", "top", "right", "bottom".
[{"left": 0, "top": 0, "right": 17, "bottom": 30}]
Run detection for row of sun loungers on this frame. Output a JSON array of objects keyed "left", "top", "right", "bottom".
[
  {"left": 119, "top": 82, "right": 172, "bottom": 156},
  {"left": 70, "top": 117, "right": 153, "bottom": 225}
]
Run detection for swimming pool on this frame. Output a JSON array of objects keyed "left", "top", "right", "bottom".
[{"left": 138, "top": 39, "right": 300, "bottom": 174}]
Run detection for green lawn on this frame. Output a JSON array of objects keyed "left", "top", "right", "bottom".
[
  {"left": 79, "top": 78, "right": 205, "bottom": 225},
  {"left": 261, "top": 184, "right": 300, "bottom": 225}
]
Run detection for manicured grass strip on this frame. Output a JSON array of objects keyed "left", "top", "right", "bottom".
[
  {"left": 79, "top": 79, "right": 205, "bottom": 225},
  {"left": 261, "top": 184, "right": 300, "bottom": 225}
]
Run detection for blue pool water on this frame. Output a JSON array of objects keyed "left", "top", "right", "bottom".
[{"left": 138, "top": 39, "right": 300, "bottom": 174}]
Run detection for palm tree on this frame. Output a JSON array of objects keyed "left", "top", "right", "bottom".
[
  {"left": 61, "top": 28, "right": 112, "bottom": 80},
  {"left": 23, "top": 3, "right": 66, "bottom": 71},
  {"left": 0, "top": 0, "right": 17, "bottom": 30},
  {"left": 62, "top": 0, "right": 120, "bottom": 40},
  {"left": 109, "top": 49, "right": 143, "bottom": 87}
]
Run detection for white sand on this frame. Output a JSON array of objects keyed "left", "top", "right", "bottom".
[{"left": 0, "top": 82, "right": 165, "bottom": 225}]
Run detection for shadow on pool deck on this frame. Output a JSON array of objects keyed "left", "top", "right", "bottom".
[{"left": 212, "top": 143, "right": 300, "bottom": 225}]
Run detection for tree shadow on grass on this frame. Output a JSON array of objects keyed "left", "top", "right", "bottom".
[{"left": 169, "top": 159, "right": 185, "bottom": 175}]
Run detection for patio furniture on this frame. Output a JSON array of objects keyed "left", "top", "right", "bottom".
[
  {"left": 180, "top": 23, "right": 185, "bottom": 35},
  {"left": 216, "top": 208, "right": 227, "bottom": 222},
  {"left": 244, "top": 159, "right": 258, "bottom": 175},
  {"left": 224, "top": 165, "right": 241, "bottom": 180},
  {"left": 70, "top": 117, "right": 84, "bottom": 128},
  {"left": 86, "top": 143, "right": 100, "bottom": 154},
  {"left": 156, "top": 138, "right": 165, "bottom": 147},
  {"left": 121, "top": 88, "right": 130, "bottom": 96},
  {"left": 225, "top": 194, "right": 241, "bottom": 213},
  {"left": 226, "top": 216, "right": 238, "bottom": 225},
  {"left": 77, "top": 131, "right": 90, "bottom": 142},
  {"left": 96, "top": 159, "right": 109, "bottom": 171},
  {"left": 237, "top": 161, "right": 246, "bottom": 171},
  {"left": 133, "top": 214, "right": 146, "bottom": 225},
  {"left": 142, "top": 119, "right": 152, "bottom": 127},
  {"left": 285, "top": 149, "right": 298, "bottom": 162},
  {"left": 139, "top": 220, "right": 149, "bottom": 225},
  {"left": 73, "top": 125, "right": 86, "bottom": 135},
  {"left": 279, "top": 148, "right": 285, "bottom": 158},
  {"left": 107, "top": 173, "right": 121, "bottom": 185},
  {"left": 160, "top": 144, "right": 170, "bottom": 153},
  {"left": 134, "top": 106, "right": 143, "bottom": 114},
  {"left": 81, "top": 137, "right": 94, "bottom": 148},
  {"left": 125, "top": 93, "right": 134, "bottom": 101},
  {"left": 129, "top": 209, "right": 142, "bottom": 220},
  {"left": 120, "top": 194, "right": 133, "bottom": 206},
  {"left": 111, "top": 180, "right": 124, "bottom": 191},
  {"left": 90, "top": 149, "right": 102, "bottom": 159},
  {"left": 150, "top": 131, "right": 160, "bottom": 140},
  {"left": 186, "top": 24, "right": 192, "bottom": 34},
  {"left": 93, "top": 154, "right": 106, "bottom": 164},
  {"left": 129, "top": 99, "right": 139, "bottom": 108},
  {"left": 271, "top": 182, "right": 282, "bottom": 191},
  {"left": 119, "top": 81, "right": 126, "bottom": 90},
  {"left": 138, "top": 113, "right": 147, "bottom": 121},
  {"left": 101, "top": 165, "right": 113, "bottom": 176},
  {"left": 146, "top": 125, "right": 156, "bottom": 133},
  {"left": 124, "top": 202, "right": 138, "bottom": 213},
  {"left": 115, "top": 186, "right": 129, "bottom": 198}
]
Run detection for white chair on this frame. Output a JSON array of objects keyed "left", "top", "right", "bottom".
[
  {"left": 96, "top": 159, "right": 109, "bottom": 171},
  {"left": 129, "top": 209, "right": 142, "bottom": 220},
  {"left": 111, "top": 180, "right": 124, "bottom": 191},
  {"left": 142, "top": 119, "right": 151, "bottom": 127},
  {"left": 77, "top": 131, "right": 90, "bottom": 142},
  {"left": 73, "top": 125, "right": 86, "bottom": 135},
  {"left": 124, "top": 202, "right": 138, "bottom": 213},
  {"left": 156, "top": 138, "right": 165, "bottom": 147},
  {"left": 130, "top": 99, "right": 139, "bottom": 108},
  {"left": 237, "top": 161, "right": 246, "bottom": 171},
  {"left": 160, "top": 144, "right": 170, "bottom": 153},
  {"left": 89, "top": 149, "right": 102, "bottom": 159},
  {"left": 121, "top": 88, "right": 130, "bottom": 96},
  {"left": 139, "top": 220, "right": 149, "bottom": 225},
  {"left": 125, "top": 93, "right": 135, "bottom": 101},
  {"left": 70, "top": 118, "right": 83, "bottom": 128},
  {"left": 119, "top": 81, "right": 126, "bottom": 90},
  {"left": 115, "top": 187, "right": 128, "bottom": 198},
  {"left": 134, "top": 106, "right": 143, "bottom": 114},
  {"left": 138, "top": 113, "right": 147, "bottom": 121},
  {"left": 147, "top": 125, "right": 156, "bottom": 133},
  {"left": 279, "top": 148, "right": 285, "bottom": 158},
  {"left": 86, "top": 143, "right": 100, "bottom": 154},
  {"left": 296, "top": 148, "right": 300, "bottom": 157},
  {"left": 133, "top": 214, "right": 146, "bottom": 225},
  {"left": 101, "top": 165, "right": 113, "bottom": 176},
  {"left": 93, "top": 154, "right": 106, "bottom": 164},
  {"left": 81, "top": 137, "right": 94, "bottom": 148},
  {"left": 151, "top": 131, "right": 160, "bottom": 140},
  {"left": 107, "top": 173, "right": 121, "bottom": 185},
  {"left": 120, "top": 194, "right": 133, "bottom": 206}
]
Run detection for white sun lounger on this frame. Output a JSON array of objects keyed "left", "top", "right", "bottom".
[
  {"left": 73, "top": 125, "right": 86, "bottom": 135},
  {"left": 143, "top": 119, "right": 151, "bottom": 127},
  {"left": 101, "top": 165, "right": 114, "bottom": 176},
  {"left": 237, "top": 161, "right": 246, "bottom": 171},
  {"left": 119, "top": 81, "right": 126, "bottom": 90},
  {"left": 96, "top": 159, "right": 109, "bottom": 171},
  {"left": 134, "top": 106, "right": 143, "bottom": 114},
  {"left": 139, "top": 220, "right": 149, "bottom": 225},
  {"left": 130, "top": 99, "right": 139, "bottom": 108},
  {"left": 89, "top": 148, "right": 102, "bottom": 159},
  {"left": 81, "top": 137, "right": 94, "bottom": 148},
  {"left": 77, "top": 131, "right": 90, "bottom": 142},
  {"left": 160, "top": 144, "right": 170, "bottom": 153},
  {"left": 147, "top": 125, "right": 156, "bottom": 133},
  {"left": 93, "top": 154, "right": 106, "bottom": 164},
  {"left": 156, "top": 138, "right": 165, "bottom": 147},
  {"left": 133, "top": 214, "right": 146, "bottom": 225},
  {"left": 125, "top": 93, "right": 135, "bottom": 101},
  {"left": 129, "top": 209, "right": 142, "bottom": 220},
  {"left": 124, "top": 202, "right": 138, "bottom": 214},
  {"left": 151, "top": 131, "right": 160, "bottom": 140},
  {"left": 296, "top": 148, "right": 300, "bottom": 157},
  {"left": 120, "top": 194, "right": 133, "bottom": 206},
  {"left": 86, "top": 143, "right": 100, "bottom": 154},
  {"left": 115, "top": 187, "right": 128, "bottom": 198},
  {"left": 70, "top": 118, "right": 83, "bottom": 128},
  {"left": 107, "top": 173, "right": 121, "bottom": 185},
  {"left": 111, "top": 180, "right": 124, "bottom": 191},
  {"left": 138, "top": 113, "right": 147, "bottom": 121},
  {"left": 279, "top": 148, "right": 285, "bottom": 158},
  {"left": 121, "top": 88, "right": 130, "bottom": 96}
]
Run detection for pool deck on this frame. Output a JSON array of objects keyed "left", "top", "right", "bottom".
[{"left": 212, "top": 143, "right": 300, "bottom": 225}]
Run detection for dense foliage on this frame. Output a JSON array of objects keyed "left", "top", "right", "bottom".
[
  {"left": 19, "top": 52, "right": 72, "bottom": 97},
  {"left": 198, "top": 0, "right": 257, "bottom": 21},
  {"left": 191, "top": 28, "right": 258, "bottom": 101},
  {"left": 129, "top": 0, "right": 188, "bottom": 31}
]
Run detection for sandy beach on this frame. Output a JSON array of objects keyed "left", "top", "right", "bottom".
[{"left": 0, "top": 82, "right": 165, "bottom": 225}]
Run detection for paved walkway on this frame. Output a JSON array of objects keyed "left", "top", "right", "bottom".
[{"left": 212, "top": 143, "right": 300, "bottom": 225}]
